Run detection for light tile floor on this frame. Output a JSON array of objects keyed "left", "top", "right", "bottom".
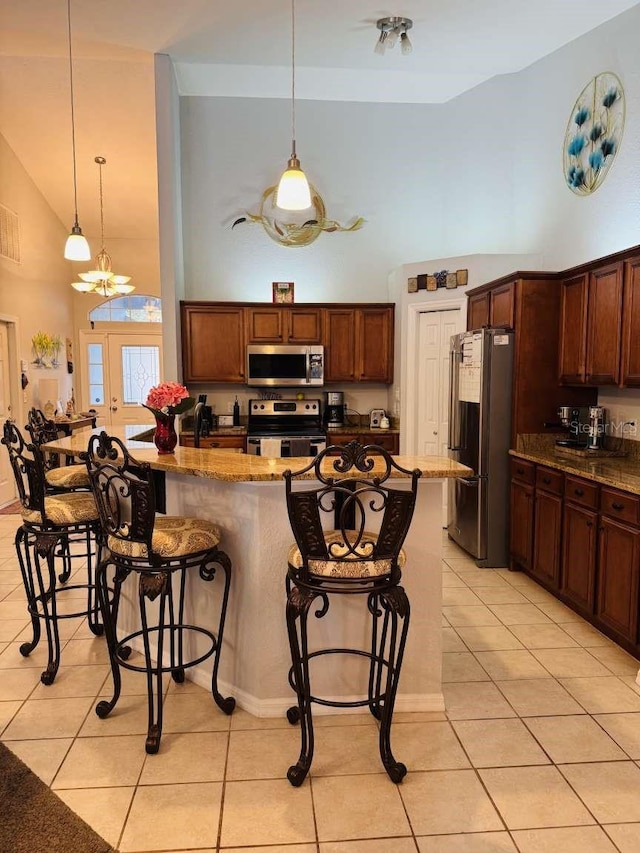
[{"left": 2, "top": 513, "right": 640, "bottom": 851}]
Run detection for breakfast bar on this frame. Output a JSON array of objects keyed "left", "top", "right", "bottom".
[{"left": 44, "top": 427, "right": 471, "bottom": 715}]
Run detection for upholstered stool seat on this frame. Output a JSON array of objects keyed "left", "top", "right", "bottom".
[
  {"left": 84, "top": 431, "right": 235, "bottom": 754},
  {"left": 288, "top": 530, "right": 407, "bottom": 579},
  {"left": 1, "top": 421, "right": 103, "bottom": 686},
  {"left": 107, "top": 517, "right": 220, "bottom": 560},
  {"left": 45, "top": 464, "right": 90, "bottom": 490},
  {"left": 283, "top": 440, "right": 421, "bottom": 787},
  {"left": 21, "top": 491, "right": 98, "bottom": 526}
]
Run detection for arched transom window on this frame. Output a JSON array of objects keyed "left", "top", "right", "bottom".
[{"left": 88, "top": 295, "right": 162, "bottom": 323}]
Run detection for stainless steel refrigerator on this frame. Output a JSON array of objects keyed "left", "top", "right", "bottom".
[{"left": 447, "top": 329, "right": 514, "bottom": 567}]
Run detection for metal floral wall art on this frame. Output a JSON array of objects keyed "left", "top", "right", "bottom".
[
  {"left": 563, "top": 72, "right": 625, "bottom": 195},
  {"left": 232, "top": 185, "right": 364, "bottom": 248}
]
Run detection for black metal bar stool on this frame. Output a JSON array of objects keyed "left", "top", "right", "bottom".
[
  {"left": 26, "top": 408, "right": 90, "bottom": 492},
  {"left": 1, "top": 421, "right": 103, "bottom": 685},
  {"left": 83, "top": 431, "right": 235, "bottom": 754},
  {"left": 283, "top": 440, "right": 421, "bottom": 786}
]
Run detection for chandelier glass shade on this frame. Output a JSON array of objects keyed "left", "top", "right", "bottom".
[
  {"left": 374, "top": 17, "right": 413, "bottom": 55},
  {"left": 63, "top": 0, "right": 90, "bottom": 261},
  {"left": 71, "top": 156, "right": 133, "bottom": 297},
  {"left": 275, "top": 0, "right": 311, "bottom": 211}
]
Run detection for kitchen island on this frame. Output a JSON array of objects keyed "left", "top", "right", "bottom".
[{"left": 44, "top": 426, "right": 471, "bottom": 716}]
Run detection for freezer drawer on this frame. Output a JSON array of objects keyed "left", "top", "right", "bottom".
[{"left": 447, "top": 476, "right": 486, "bottom": 560}]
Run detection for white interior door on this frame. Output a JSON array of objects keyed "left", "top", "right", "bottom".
[
  {"left": 0, "top": 323, "right": 16, "bottom": 505},
  {"left": 81, "top": 331, "right": 163, "bottom": 427}
]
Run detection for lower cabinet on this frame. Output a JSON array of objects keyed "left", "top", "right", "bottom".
[
  {"left": 510, "top": 455, "right": 640, "bottom": 654},
  {"left": 180, "top": 435, "right": 246, "bottom": 451},
  {"left": 327, "top": 431, "right": 399, "bottom": 455}
]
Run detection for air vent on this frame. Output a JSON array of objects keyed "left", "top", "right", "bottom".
[{"left": 0, "top": 204, "right": 21, "bottom": 263}]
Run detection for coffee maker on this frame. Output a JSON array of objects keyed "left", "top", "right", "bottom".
[
  {"left": 556, "top": 405, "right": 591, "bottom": 448},
  {"left": 587, "top": 406, "right": 606, "bottom": 450},
  {"left": 323, "top": 391, "right": 345, "bottom": 428}
]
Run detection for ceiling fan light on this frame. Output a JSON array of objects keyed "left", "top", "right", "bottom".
[
  {"left": 276, "top": 155, "right": 312, "bottom": 210},
  {"left": 64, "top": 227, "right": 91, "bottom": 261}
]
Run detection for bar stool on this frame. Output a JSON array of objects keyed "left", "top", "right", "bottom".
[
  {"left": 1, "top": 421, "right": 102, "bottom": 685},
  {"left": 26, "top": 408, "right": 90, "bottom": 492},
  {"left": 283, "top": 440, "right": 421, "bottom": 786},
  {"left": 83, "top": 431, "right": 235, "bottom": 754}
]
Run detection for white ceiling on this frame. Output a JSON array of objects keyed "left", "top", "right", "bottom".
[{"left": 1, "top": 0, "right": 638, "bottom": 246}]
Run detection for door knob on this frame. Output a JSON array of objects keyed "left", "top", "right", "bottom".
[
  {"left": 110, "top": 406, "right": 118, "bottom": 412},
  {"left": 433, "top": 431, "right": 438, "bottom": 435}
]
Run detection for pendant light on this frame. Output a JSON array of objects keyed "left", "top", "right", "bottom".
[
  {"left": 63, "top": 0, "right": 90, "bottom": 261},
  {"left": 72, "top": 157, "right": 133, "bottom": 296},
  {"left": 275, "top": 0, "right": 311, "bottom": 211}
]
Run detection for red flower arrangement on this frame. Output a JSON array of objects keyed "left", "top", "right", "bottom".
[{"left": 143, "top": 382, "right": 194, "bottom": 420}]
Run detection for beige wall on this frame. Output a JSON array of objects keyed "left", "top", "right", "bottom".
[{"left": 0, "top": 132, "right": 75, "bottom": 416}]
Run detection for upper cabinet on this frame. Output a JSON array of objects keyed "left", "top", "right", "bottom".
[
  {"left": 324, "top": 306, "right": 394, "bottom": 384},
  {"left": 245, "top": 307, "right": 322, "bottom": 344},
  {"left": 467, "top": 282, "right": 515, "bottom": 330},
  {"left": 621, "top": 256, "right": 640, "bottom": 387},
  {"left": 181, "top": 304, "right": 245, "bottom": 383},
  {"left": 559, "top": 261, "right": 624, "bottom": 386},
  {"left": 181, "top": 302, "right": 394, "bottom": 384}
]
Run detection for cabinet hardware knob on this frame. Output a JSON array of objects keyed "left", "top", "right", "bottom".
[
  {"left": 574, "top": 488, "right": 584, "bottom": 497},
  {"left": 542, "top": 477, "right": 551, "bottom": 484},
  {"left": 586, "top": 521, "right": 593, "bottom": 527},
  {"left": 612, "top": 502, "right": 625, "bottom": 511},
  {"left": 517, "top": 468, "right": 524, "bottom": 475}
]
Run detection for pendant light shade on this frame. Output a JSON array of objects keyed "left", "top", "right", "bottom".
[
  {"left": 63, "top": 0, "right": 90, "bottom": 261},
  {"left": 275, "top": 0, "right": 311, "bottom": 211}
]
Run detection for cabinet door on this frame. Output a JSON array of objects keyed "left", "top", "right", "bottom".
[
  {"left": 596, "top": 516, "right": 640, "bottom": 642},
  {"left": 510, "top": 480, "right": 534, "bottom": 570},
  {"left": 621, "top": 256, "right": 640, "bottom": 386},
  {"left": 468, "top": 293, "right": 490, "bottom": 331},
  {"left": 288, "top": 308, "right": 323, "bottom": 343},
  {"left": 561, "top": 502, "right": 597, "bottom": 613},
  {"left": 358, "top": 308, "right": 393, "bottom": 383},
  {"left": 489, "top": 282, "right": 515, "bottom": 329},
  {"left": 585, "top": 262, "right": 623, "bottom": 385},
  {"left": 245, "top": 307, "right": 285, "bottom": 343},
  {"left": 324, "top": 309, "right": 356, "bottom": 382},
  {"left": 531, "top": 490, "right": 562, "bottom": 588},
  {"left": 558, "top": 274, "right": 588, "bottom": 384},
  {"left": 181, "top": 306, "right": 245, "bottom": 383}
]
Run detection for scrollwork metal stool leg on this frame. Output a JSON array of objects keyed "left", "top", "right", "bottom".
[
  {"left": 95, "top": 558, "right": 124, "bottom": 722},
  {"left": 377, "top": 586, "right": 410, "bottom": 783},
  {"left": 285, "top": 585, "right": 317, "bottom": 787},
  {"left": 201, "top": 549, "right": 235, "bottom": 715}
]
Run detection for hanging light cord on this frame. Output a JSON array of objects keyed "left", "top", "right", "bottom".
[
  {"left": 97, "top": 159, "right": 105, "bottom": 248},
  {"left": 290, "top": 0, "right": 296, "bottom": 156},
  {"left": 66, "top": 0, "right": 80, "bottom": 224}
]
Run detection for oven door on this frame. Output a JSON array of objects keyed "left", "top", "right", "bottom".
[{"left": 247, "top": 436, "right": 326, "bottom": 457}]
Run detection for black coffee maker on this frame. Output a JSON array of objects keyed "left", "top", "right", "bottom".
[
  {"left": 323, "top": 391, "right": 345, "bottom": 428},
  {"left": 196, "top": 394, "right": 215, "bottom": 437}
]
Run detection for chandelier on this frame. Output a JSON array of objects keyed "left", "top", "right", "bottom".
[
  {"left": 71, "top": 156, "right": 134, "bottom": 297},
  {"left": 374, "top": 17, "right": 413, "bottom": 55}
]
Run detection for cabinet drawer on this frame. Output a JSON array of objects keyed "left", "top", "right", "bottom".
[
  {"left": 536, "top": 466, "right": 563, "bottom": 495},
  {"left": 565, "top": 475, "right": 599, "bottom": 509},
  {"left": 180, "top": 435, "right": 246, "bottom": 451},
  {"left": 510, "top": 457, "right": 535, "bottom": 485},
  {"left": 601, "top": 488, "right": 640, "bottom": 526}
]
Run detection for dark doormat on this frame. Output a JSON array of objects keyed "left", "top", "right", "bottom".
[
  {"left": 0, "top": 500, "right": 22, "bottom": 515},
  {"left": 0, "top": 742, "right": 116, "bottom": 853}
]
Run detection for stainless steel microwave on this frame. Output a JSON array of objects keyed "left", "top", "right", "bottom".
[{"left": 246, "top": 345, "right": 324, "bottom": 387}]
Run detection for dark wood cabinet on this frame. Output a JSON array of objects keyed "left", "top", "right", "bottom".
[
  {"left": 559, "top": 262, "right": 623, "bottom": 386},
  {"left": 468, "top": 292, "right": 490, "bottom": 330},
  {"left": 597, "top": 515, "right": 640, "bottom": 643},
  {"left": 531, "top": 467, "right": 563, "bottom": 589},
  {"left": 585, "top": 262, "right": 623, "bottom": 385},
  {"left": 558, "top": 274, "right": 589, "bottom": 384},
  {"left": 181, "top": 304, "right": 245, "bottom": 383},
  {"left": 324, "top": 306, "right": 394, "bottom": 384},
  {"left": 245, "top": 307, "right": 322, "bottom": 344},
  {"left": 328, "top": 431, "right": 399, "bottom": 455},
  {"left": 561, "top": 500, "right": 597, "bottom": 613},
  {"left": 621, "top": 255, "right": 640, "bottom": 386},
  {"left": 180, "top": 434, "right": 246, "bottom": 451},
  {"left": 510, "top": 478, "right": 534, "bottom": 571},
  {"left": 489, "top": 282, "right": 515, "bottom": 329}
]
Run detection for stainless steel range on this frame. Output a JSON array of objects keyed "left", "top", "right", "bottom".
[{"left": 246, "top": 399, "right": 326, "bottom": 458}]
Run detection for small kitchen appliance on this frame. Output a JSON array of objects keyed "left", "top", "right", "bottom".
[
  {"left": 555, "top": 405, "right": 591, "bottom": 448},
  {"left": 246, "top": 344, "right": 324, "bottom": 387},
  {"left": 247, "top": 399, "right": 326, "bottom": 457},
  {"left": 587, "top": 406, "right": 606, "bottom": 450},
  {"left": 323, "top": 391, "right": 345, "bottom": 428},
  {"left": 369, "top": 408, "right": 386, "bottom": 429}
]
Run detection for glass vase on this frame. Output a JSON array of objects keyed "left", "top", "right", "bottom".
[{"left": 153, "top": 413, "right": 177, "bottom": 455}]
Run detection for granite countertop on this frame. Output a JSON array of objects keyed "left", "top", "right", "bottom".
[
  {"left": 43, "top": 425, "right": 471, "bottom": 483},
  {"left": 510, "top": 447, "right": 640, "bottom": 496}
]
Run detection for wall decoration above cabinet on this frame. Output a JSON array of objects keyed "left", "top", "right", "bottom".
[{"left": 563, "top": 71, "right": 625, "bottom": 196}]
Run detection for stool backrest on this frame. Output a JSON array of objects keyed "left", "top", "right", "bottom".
[
  {"left": 1, "top": 420, "right": 47, "bottom": 517},
  {"left": 25, "top": 408, "right": 62, "bottom": 470},
  {"left": 83, "top": 432, "right": 156, "bottom": 560},
  {"left": 283, "top": 440, "right": 421, "bottom": 583}
]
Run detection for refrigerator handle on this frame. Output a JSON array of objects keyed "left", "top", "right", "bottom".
[{"left": 448, "top": 348, "right": 462, "bottom": 451}]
